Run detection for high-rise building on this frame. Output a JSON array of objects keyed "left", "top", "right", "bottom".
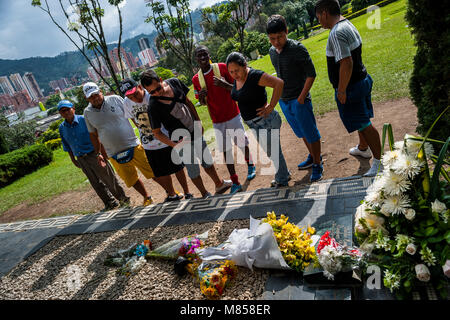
[
  {"left": 137, "top": 37, "right": 151, "bottom": 52},
  {"left": 23, "top": 72, "right": 44, "bottom": 99},
  {"left": 0, "top": 76, "right": 16, "bottom": 95},
  {"left": 49, "top": 78, "right": 70, "bottom": 91},
  {"left": 9, "top": 73, "right": 31, "bottom": 97},
  {"left": 126, "top": 51, "right": 138, "bottom": 70},
  {"left": 87, "top": 67, "right": 101, "bottom": 83},
  {"left": 91, "top": 55, "right": 112, "bottom": 78},
  {"left": 138, "top": 48, "right": 158, "bottom": 67}
]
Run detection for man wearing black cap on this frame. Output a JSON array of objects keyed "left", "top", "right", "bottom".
[
  {"left": 58, "top": 100, "right": 130, "bottom": 211},
  {"left": 119, "top": 78, "right": 193, "bottom": 202}
]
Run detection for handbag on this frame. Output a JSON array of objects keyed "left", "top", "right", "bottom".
[{"left": 111, "top": 147, "right": 135, "bottom": 164}]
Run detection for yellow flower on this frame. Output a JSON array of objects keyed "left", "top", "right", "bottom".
[{"left": 307, "top": 225, "right": 316, "bottom": 235}]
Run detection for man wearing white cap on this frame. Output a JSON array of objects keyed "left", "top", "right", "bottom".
[
  {"left": 58, "top": 99, "right": 130, "bottom": 211},
  {"left": 82, "top": 82, "right": 155, "bottom": 207}
]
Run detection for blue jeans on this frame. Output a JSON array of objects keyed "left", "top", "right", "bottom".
[{"left": 245, "top": 111, "right": 290, "bottom": 185}]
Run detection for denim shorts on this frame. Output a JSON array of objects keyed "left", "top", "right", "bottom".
[
  {"left": 279, "top": 98, "right": 321, "bottom": 144},
  {"left": 335, "top": 74, "right": 374, "bottom": 133}
]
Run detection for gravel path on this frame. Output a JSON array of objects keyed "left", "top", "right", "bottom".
[{"left": 0, "top": 219, "right": 269, "bottom": 300}]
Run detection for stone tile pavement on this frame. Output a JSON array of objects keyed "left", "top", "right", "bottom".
[{"left": 0, "top": 175, "right": 445, "bottom": 300}]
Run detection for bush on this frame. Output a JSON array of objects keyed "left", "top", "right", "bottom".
[
  {"left": 44, "top": 138, "right": 62, "bottom": 151},
  {"left": 38, "top": 129, "right": 60, "bottom": 144},
  {"left": 406, "top": 0, "right": 449, "bottom": 142},
  {"left": 0, "top": 144, "right": 53, "bottom": 187},
  {"left": 48, "top": 118, "right": 64, "bottom": 131},
  {"left": 47, "top": 107, "right": 58, "bottom": 116}
]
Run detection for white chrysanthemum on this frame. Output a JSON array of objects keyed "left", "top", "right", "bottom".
[
  {"left": 381, "top": 194, "right": 411, "bottom": 215},
  {"left": 394, "top": 140, "right": 405, "bottom": 151},
  {"left": 365, "top": 191, "right": 384, "bottom": 208},
  {"left": 383, "top": 171, "right": 411, "bottom": 196},
  {"left": 405, "top": 138, "right": 434, "bottom": 157},
  {"left": 382, "top": 150, "right": 402, "bottom": 169},
  {"left": 368, "top": 175, "right": 385, "bottom": 193},
  {"left": 390, "top": 153, "right": 423, "bottom": 178}
]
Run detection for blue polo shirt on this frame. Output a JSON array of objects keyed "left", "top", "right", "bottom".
[{"left": 59, "top": 114, "right": 95, "bottom": 157}]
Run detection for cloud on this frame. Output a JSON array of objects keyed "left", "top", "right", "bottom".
[{"left": 0, "top": 0, "right": 222, "bottom": 60}]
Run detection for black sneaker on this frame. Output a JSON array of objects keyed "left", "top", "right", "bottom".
[
  {"left": 164, "top": 194, "right": 183, "bottom": 203},
  {"left": 119, "top": 197, "right": 131, "bottom": 208},
  {"left": 184, "top": 193, "right": 194, "bottom": 199},
  {"left": 102, "top": 200, "right": 119, "bottom": 212}
]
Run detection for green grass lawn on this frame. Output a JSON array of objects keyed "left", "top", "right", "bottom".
[
  {"left": 0, "top": 0, "right": 416, "bottom": 216},
  {"left": 188, "top": 0, "right": 414, "bottom": 125},
  {"left": 0, "top": 148, "right": 90, "bottom": 214}
]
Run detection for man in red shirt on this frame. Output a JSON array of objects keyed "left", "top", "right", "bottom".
[{"left": 192, "top": 46, "right": 256, "bottom": 194}]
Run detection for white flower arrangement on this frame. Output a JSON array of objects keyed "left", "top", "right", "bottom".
[{"left": 354, "top": 131, "right": 449, "bottom": 299}]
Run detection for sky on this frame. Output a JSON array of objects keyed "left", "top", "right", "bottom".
[{"left": 0, "top": 0, "right": 220, "bottom": 60}]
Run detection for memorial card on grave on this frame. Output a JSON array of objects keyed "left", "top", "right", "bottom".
[{"left": 303, "top": 214, "right": 362, "bottom": 287}]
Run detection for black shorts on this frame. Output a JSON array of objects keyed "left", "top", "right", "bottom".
[{"left": 145, "top": 146, "right": 185, "bottom": 177}]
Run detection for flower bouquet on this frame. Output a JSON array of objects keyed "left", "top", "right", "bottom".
[
  {"left": 145, "top": 231, "right": 208, "bottom": 261},
  {"left": 193, "top": 260, "right": 238, "bottom": 299},
  {"left": 316, "top": 231, "right": 365, "bottom": 281},
  {"left": 104, "top": 241, "right": 152, "bottom": 277},
  {"left": 261, "top": 211, "right": 318, "bottom": 272},
  {"left": 355, "top": 124, "right": 450, "bottom": 299}
]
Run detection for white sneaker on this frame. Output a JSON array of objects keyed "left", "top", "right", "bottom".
[
  {"left": 363, "top": 159, "right": 383, "bottom": 177},
  {"left": 349, "top": 145, "right": 372, "bottom": 159},
  {"left": 215, "top": 179, "right": 232, "bottom": 194}
]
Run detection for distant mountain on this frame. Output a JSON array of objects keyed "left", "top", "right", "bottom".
[{"left": 0, "top": 7, "right": 204, "bottom": 96}]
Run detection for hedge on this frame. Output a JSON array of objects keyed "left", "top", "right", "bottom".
[
  {"left": 44, "top": 138, "right": 62, "bottom": 151},
  {"left": 406, "top": 0, "right": 449, "bottom": 142},
  {"left": 0, "top": 144, "right": 53, "bottom": 187}
]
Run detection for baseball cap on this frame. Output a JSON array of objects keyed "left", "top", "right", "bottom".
[
  {"left": 57, "top": 100, "right": 74, "bottom": 111},
  {"left": 119, "top": 78, "right": 138, "bottom": 96},
  {"left": 83, "top": 82, "right": 100, "bottom": 98}
]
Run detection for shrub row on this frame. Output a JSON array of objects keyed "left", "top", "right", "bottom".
[{"left": 0, "top": 144, "right": 53, "bottom": 188}]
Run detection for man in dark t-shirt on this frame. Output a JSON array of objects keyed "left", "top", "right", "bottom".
[
  {"left": 267, "top": 15, "right": 323, "bottom": 182},
  {"left": 315, "top": 0, "right": 382, "bottom": 177},
  {"left": 141, "top": 70, "right": 232, "bottom": 198}
]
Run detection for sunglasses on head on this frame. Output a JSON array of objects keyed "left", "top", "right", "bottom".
[{"left": 149, "top": 84, "right": 163, "bottom": 95}]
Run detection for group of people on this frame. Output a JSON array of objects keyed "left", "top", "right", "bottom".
[{"left": 58, "top": 0, "right": 382, "bottom": 211}]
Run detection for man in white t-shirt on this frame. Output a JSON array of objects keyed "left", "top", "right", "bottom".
[
  {"left": 82, "top": 82, "right": 155, "bottom": 206},
  {"left": 119, "top": 78, "right": 193, "bottom": 201}
]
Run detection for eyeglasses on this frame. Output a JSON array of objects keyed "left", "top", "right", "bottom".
[{"left": 149, "top": 84, "right": 163, "bottom": 95}]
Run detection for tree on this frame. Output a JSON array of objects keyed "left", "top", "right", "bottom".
[
  {"left": 248, "top": 12, "right": 269, "bottom": 34},
  {"left": 406, "top": 0, "right": 449, "bottom": 142},
  {"left": 31, "top": 0, "right": 126, "bottom": 95},
  {"left": 0, "top": 113, "right": 37, "bottom": 152},
  {"left": 145, "top": 0, "right": 196, "bottom": 79},
  {"left": 200, "top": 4, "right": 235, "bottom": 40},
  {"left": 73, "top": 86, "right": 89, "bottom": 115},
  {"left": 45, "top": 94, "right": 62, "bottom": 109},
  {"left": 154, "top": 67, "right": 175, "bottom": 80},
  {"left": 198, "top": 35, "right": 227, "bottom": 63}
]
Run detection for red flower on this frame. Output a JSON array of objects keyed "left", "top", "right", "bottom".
[{"left": 317, "top": 231, "right": 338, "bottom": 254}]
